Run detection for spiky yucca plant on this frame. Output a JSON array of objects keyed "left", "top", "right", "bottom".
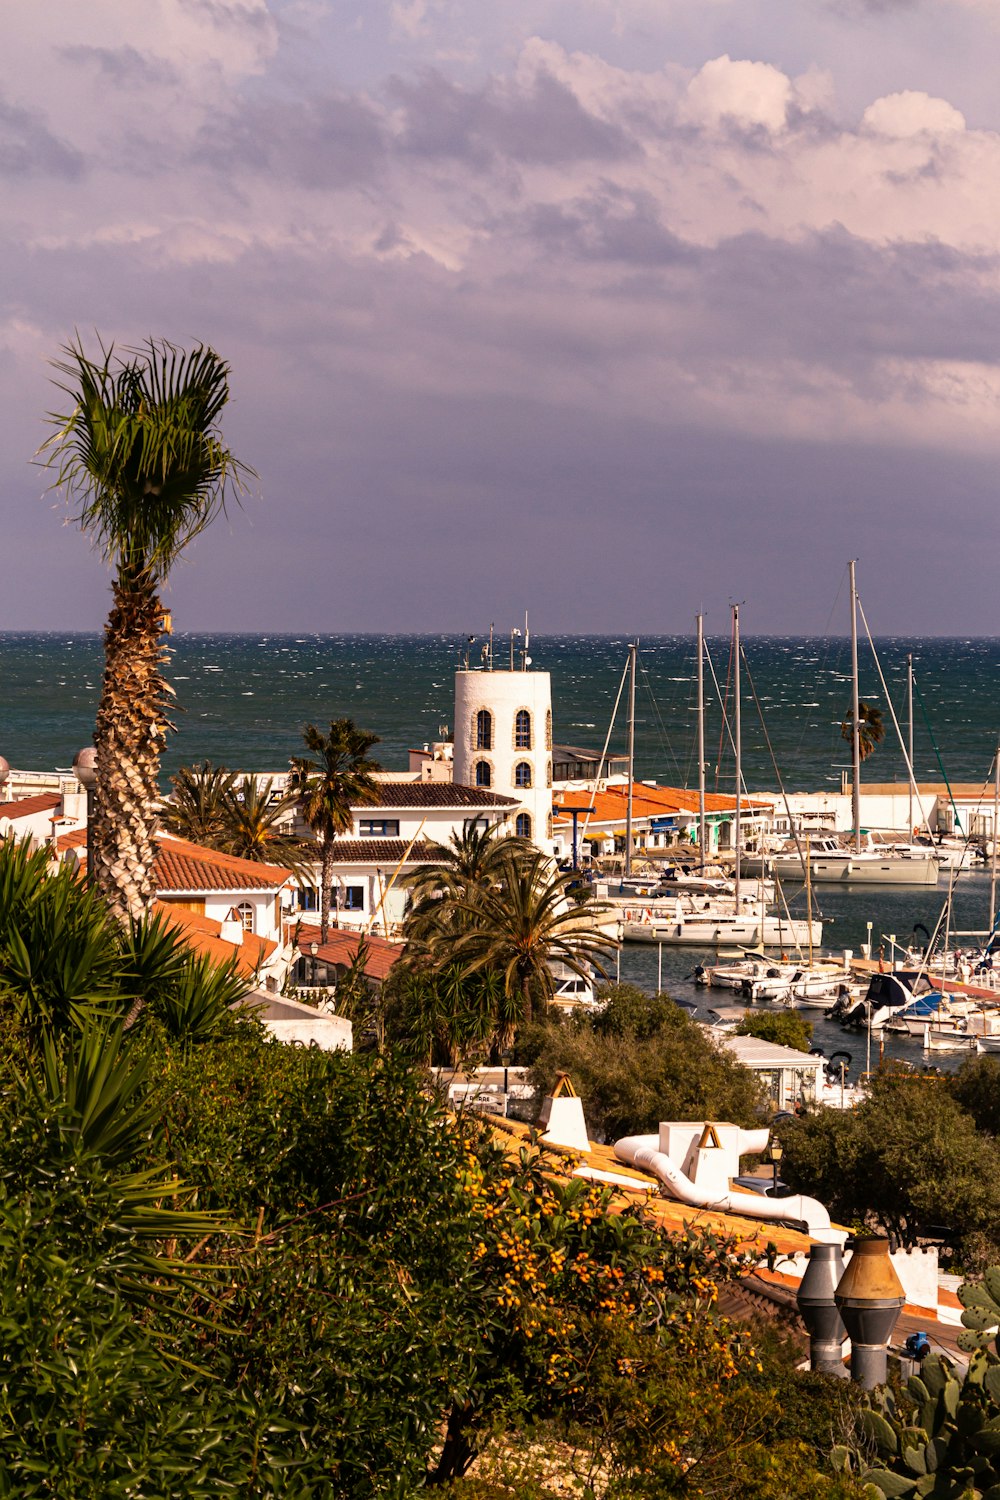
[{"left": 42, "top": 337, "right": 252, "bottom": 923}]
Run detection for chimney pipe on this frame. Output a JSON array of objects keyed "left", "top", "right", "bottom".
[{"left": 835, "top": 1237, "right": 904, "bottom": 1389}]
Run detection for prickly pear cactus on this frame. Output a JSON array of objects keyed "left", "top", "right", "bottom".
[{"left": 836, "top": 1265, "right": 1000, "bottom": 1499}]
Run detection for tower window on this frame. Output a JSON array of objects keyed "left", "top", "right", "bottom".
[
  {"left": 514, "top": 761, "right": 532, "bottom": 789},
  {"left": 475, "top": 708, "right": 493, "bottom": 750},
  {"left": 546, "top": 760, "right": 552, "bottom": 788},
  {"left": 545, "top": 709, "right": 552, "bottom": 750},
  {"left": 516, "top": 812, "right": 532, "bottom": 839},
  {"left": 475, "top": 760, "right": 492, "bottom": 788},
  {"left": 514, "top": 709, "right": 532, "bottom": 749}
]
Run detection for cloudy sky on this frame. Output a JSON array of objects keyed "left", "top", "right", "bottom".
[{"left": 2, "top": 0, "right": 999, "bottom": 636}]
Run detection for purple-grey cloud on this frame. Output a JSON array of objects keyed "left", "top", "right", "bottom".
[
  {"left": 389, "top": 67, "right": 637, "bottom": 166},
  {"left": 0, "top": 92, "right": 81, "bottom": 177},
  {"left": 57, "top": 44, "right": 180, "bottom": 88}
]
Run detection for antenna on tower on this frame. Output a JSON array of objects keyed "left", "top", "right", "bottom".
[{"left": 523, "top": 610, "right": 530, "bottom": 670}]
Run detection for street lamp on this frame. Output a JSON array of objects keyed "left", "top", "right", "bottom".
[
  {"left": 73, "top": 747, "right": 97, "bottom": 882},
  {"left": 768, "top": 1134, "right": 784, "bottom": 1197},
  {"left": 309, "top": 940, "right": 319, "bottom": 989}
]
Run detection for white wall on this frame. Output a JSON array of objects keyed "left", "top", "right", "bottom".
[{"left": 453, "top": 667, "right": 554, "bottom": 849}]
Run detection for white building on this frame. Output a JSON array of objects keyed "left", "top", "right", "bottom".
[{"left": 452, "top": 661, "right": 554, "bottom": 852}]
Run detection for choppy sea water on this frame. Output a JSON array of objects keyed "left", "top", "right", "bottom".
[
  {"left": 3, "top": 631, "right": 998, "bottom": 1077},
  {"left": 3, "top": 632, "right": 999, "bottom": 788}
]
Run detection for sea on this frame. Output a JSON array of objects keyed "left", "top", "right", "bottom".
[{"left": 4, "top": 630, "right": 999, "bottom": 1077}]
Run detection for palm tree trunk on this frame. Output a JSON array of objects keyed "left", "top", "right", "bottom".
[
  {"left": 91, "top": 571, "right": 170, "bottom": 924},
  {"left": 319, "top": 840, "right": 334, "bottom": 942}
]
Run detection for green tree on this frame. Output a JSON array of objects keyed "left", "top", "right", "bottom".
[
  {"left": 443, "top": 849, "right": 618, "bottom": 1040},
  {"left": 736, "top": 1008, "right": 814, "bottom": 1053},
  {"left": 159, "top": 760, "right": 238, "bottom": 845},
  {"left": 521, "top": 985, "right": 765, "bottom": 1141},
  {"left": 214, "top": 776, "right": 308, "bottom": 874},
  {"left": 778, "top": 1066, "right": 1000, "bottom": 1263},
  {"left": 42, "top": 338, "right": 252, "bottom": 924},
  {"left": 840, "top": 699, "right": 886, "bottom": 763},
  {"left": 404, "top": 820, "right": 530, "bottom": 944},
  {"left": 950, "top": 1053, "right": 1000, "bottom": 1137},
  {"left": 292, "top": 719, "right": 381, "bottom": 942}
]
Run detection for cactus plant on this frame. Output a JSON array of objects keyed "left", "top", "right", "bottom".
[{"left": 838, "top": 1264, "right": 1000, "bottom": 1498}]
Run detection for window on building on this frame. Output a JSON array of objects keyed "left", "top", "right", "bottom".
[
  {"left": 545, "top": 709, "right": 552, "bottom": 750},
  {"left": 475, "top": 760, "right": 492, "bottom": 788},
  {"left": 515, "top": 709, "right": 532, "bottom": 749},
  {"left": 235, "top": 902, "right": 255, "bottom": 933},
  {"left": 516, "top": 812, "right": 532, "bottom": 839},
  {"left": 475, "top": 708, "right": 493, "bottom": 750},
  {"left": 359, "top": 819, "right": 400, "bottom": 837},
  {"left": 547, "top": 813, "right": 553, "bottom": 839},
  {"left": 297, "top": 886, "right": 318, "bottom": 911},
  {"left": 514, "top": 761, "right": 532, "bottom": 788},
  {"left": 546, "top": 759, "right": 552, "bottom": 788},
  {"left": 339, "top": 886, "right": 365, "bottom": 911}
]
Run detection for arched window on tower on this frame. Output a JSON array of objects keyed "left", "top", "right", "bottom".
[
  {"left": 475, "top": 760, "right": 492, "bottom": 788},
  {"left": 515, "top": 709, "right": 532, "bottom": 749},
  {"left": 545, "top": 709, "right": 552, "bottom": 750},
  {"left": 547, "top": 813, "right": 553, "bottom": 839},
  {"left": 546, "top": 760, "right": 552, "bottom": 788},
  {"left": 475, "top": 708, "right": 493, "bottom": 750},
  {"left": 516, "top": 812, "right": 532, "bottom": 839},
  {"left": 514, "top": 761, "right": 532, "bottom": 789}
]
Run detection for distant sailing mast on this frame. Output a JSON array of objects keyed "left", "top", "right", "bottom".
[
  {"left": 732, "top": 603, "right": 742, "bottom": 908},
  {"left": 849, "top": 559, "right": 863, "bottom": 854},
  {"left": 696, "top": 613, "right": 707, "bottom": 869},
  {"left": 624, "top": 639, "right": 637, "bottom": 877}
]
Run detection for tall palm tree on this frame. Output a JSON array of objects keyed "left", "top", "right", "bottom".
[
  {"left": 840, "top": 700, "right": 886, "bottom": 763},
  {"left": 446, "top": 850, "right": 617, "bottom": 1036},
  {"left": 42, "top": 337, "right": 252, "bottom": 924},
  {"left": 292, "top": 719, "right": 382, "bottom": 941}
]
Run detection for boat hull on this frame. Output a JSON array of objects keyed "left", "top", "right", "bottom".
[{"left": 622, "top": 916, "right": 821, "bottom": 948}]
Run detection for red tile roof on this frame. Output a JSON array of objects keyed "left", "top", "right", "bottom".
[
  {"left": 0, "top": 793, "right": 61, "bottom": 821},
  {"left": 367, "top": 782, "right": 517, "bottom": 809},
  {"left": 317, "top": 839, "right": 439, "bottom": 866},
  {"left": 553, "top": 783, "right": 771, "bottom": 828},
  {"left": 295, "top": 923, "right": 403, "bottom": 982},
  {"left": 154, "top": 835, "right": 294, "bottom": 893},
  {"left": 54, "top": 829, "right": 295, "bottom": 894},
  {"left": 154, "top": 901, "right": 277, "bottom": 979}
]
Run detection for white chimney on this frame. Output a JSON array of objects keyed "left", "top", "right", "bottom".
[{"left": 219, "top": 908, "right": 245, "bottom": 947}]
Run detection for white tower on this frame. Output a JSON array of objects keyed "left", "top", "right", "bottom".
[{"left": 453, "top": 636, "right": 553, "bottom": 851}]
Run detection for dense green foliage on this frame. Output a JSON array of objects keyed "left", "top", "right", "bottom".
[
  {"left": 736, "top": 1007, "right": 814, "bottom": 1053},
  {"left": 0, "top": 839, "right": 872, "bottom": 1495},
  {"left": 778, "top": 1066, "right": 1000, "bottom": 1267},
  {"left": 519, "top": 984, "right": 765, "bottom": 1141}
]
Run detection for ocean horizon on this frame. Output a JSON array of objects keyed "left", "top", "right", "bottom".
[{"left": 3, "top": 630, "right": 999, "bottom": 793}]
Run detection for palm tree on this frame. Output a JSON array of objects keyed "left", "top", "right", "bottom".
[
  {"left": 292, "top": 719, "right": 382, "bottom": 941},
  {"left": 445, "top": 850, "right": 618, "bottom": 1038},
  {"left": 42, "top": 337, "right": 252, "bottom": 925},
  {"left": 840, "top": 700, "right": 886, "bottom": 763},
  {"left": 214, "top": 776, "right": 310, "bottom": 876},
  {"left": 160, "top": 761, "right": 238, "bottom": 845},
  {"left": 404, "top": 821, "right": 531, "bottom": 945}
]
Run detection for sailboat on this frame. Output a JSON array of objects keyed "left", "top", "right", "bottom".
[
  {"left": 756, "top": 563, "right": 938, "bottom": 887},
  {"left": 620, "top": 611, "right": 819, "bottom": 949}
]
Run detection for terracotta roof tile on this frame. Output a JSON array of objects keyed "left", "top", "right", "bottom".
[
  {"left": 154, "top": 835, "right": 294, "bottom": 893},
  {"left": 367, "top": 782, "right": 518, "bottom": 809},
  {"left": 317, "top": 839, "right": 439, "bottom": 865},
  {"left": 553, "top": 783, "right": 771, "bottom": 828},
  {"left": 0, "top": 793, "right": 61, "bottom": 820},
  {"left": 153, "top": 900, "right": 277, "bottom": 979},
  {"left": 295, "top": 923, "right": 403, "bottom": 982}
]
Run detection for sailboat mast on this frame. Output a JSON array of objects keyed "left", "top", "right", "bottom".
[
  {"left": 733, "top": 605, "right": 741, "bottom": 907},
  {"left": 907, "top": 653, "right": 914, "bottom": 838},
  {"left": 625, "top": 639, "right": 637, "bottom": 878},
  {"left": 990, "top": 743, "right": 1000, "bottom": 931},
  {"left": 849, "top": 559, "right": 862, "bottom": 854},
  {"left": 696, "top": 613, "right": 706, "bottom": 868}
]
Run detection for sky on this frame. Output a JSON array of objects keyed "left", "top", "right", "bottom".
[{"left": 2, "top": 0, "right": 999, "bottom": 636}]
